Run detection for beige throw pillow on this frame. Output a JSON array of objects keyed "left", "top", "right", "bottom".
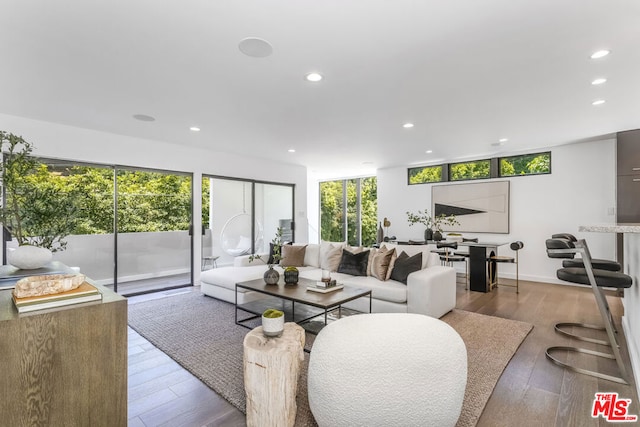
[
  {"left": 371, "top": 246, "right": 396, "bottom": 281},
  {"left": 320, "top": 244, "right": 343, "bottom": 272},
  {"left": 281, "top": 245, "right": 307, "bottom": 267}
]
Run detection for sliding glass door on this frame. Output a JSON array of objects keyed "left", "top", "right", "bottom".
[
  {"left": 115, "top": 168, "right": 193, "bottom": 294},
  {"left": 204, "top": 176, "right": 294, "bottom": 267},
  {"left": 2, "top": 157, "right": 194, "bottom": 295}
]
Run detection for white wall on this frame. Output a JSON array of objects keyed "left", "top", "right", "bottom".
[
  {"left": 377, "top": 138, "right": 617, "bottom": 284},
  {"left": 0, "top": 113, "right": 308, "bottom": 284}
]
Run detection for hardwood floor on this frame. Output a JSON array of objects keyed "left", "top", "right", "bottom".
[{"left": 127, "top": 279, "right": 639, "bottom": 426}]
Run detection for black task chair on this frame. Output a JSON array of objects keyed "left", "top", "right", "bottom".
[
  {"left": 488, "top": 241, "right": 524, "bottom": 293},
  {"left": 545, "top": 237, "right": 632, "bottom": 384},
  {"left": 434, "top": 241, "right": 468, "bottom": 287}
]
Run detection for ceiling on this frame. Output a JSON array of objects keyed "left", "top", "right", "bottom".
[{"left": 1, "top": 1, "right": 639, "bottom": 178}]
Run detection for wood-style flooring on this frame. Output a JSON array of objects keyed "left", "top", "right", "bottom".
[{"left": 127, "top": 278, "right": 639, "bottom": 426}]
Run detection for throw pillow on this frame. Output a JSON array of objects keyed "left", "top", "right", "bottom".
[
  {"left": 320, "top": 243, "right": 344, "bottom": 272},
  {"left": 371, "top": 246, "right": 396, "bottom": 281},
  {"left": 337, "top": 249, "right": 370, "bottom": 276},
  {"left": 367, "top": 248, "right": 377, "bottom": 276},
  {"left": 280, "top": 245, "right": 307, "bottom": 267},
  {"left": 267, "top": 241, "right": 292, "bottom": 265},
  {"left": 390, "top": 251, "right": 423, "bottom": 284}
]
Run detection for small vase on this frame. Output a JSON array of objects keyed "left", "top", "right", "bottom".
[
  {"left": 377, "top": 222, "right": 384, "bottom": 244},
  {"left": 433, "top": 231, "right": 443, "bottom": 241},
  {"left": 264, "top": 267, "right": 280, "bottom": 285},
  {"left": 7, "top": 245, "right": 53, "bottom": 270},
  {"left": 425, "top": 228, "right": 433, "bottom": 241},
  {"left": 284, "top": 266, "right": 299, "bottom": 285}
]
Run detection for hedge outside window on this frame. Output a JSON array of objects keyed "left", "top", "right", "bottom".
[
  {"left": 449, "top": 159, "right": 490, "bottom": 181},
  {"left": 499, "top": 152, "right": 551, "bottom": 177},
  {"left": 408, "top": 165, "right": 442, "bottom": 185}
]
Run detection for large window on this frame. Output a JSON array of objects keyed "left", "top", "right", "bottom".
[
  {"left": 499, "top": 152, "right": 551, "bottom": 177},
  {"left": 320, "top": 176, "right": 377, "bottom": 246},
  {"left": 449, "top": 159, "right": 491, "bottom": 181},
  {"left": 408, "top": 150, "right": 552, "bottom": 185},
  {"left": 408, "top": 165, "right": 442, "bottom": 184}
]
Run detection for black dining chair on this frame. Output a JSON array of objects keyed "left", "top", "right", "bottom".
[
  {"left": 487, "top": 241, "right": 524, "bottom": 293},
  {"left": 545, "top": 236, "right": 632, "bottom": 384},
  {"left": 434, "top": 241, "right": 468, "bottom": 288}
]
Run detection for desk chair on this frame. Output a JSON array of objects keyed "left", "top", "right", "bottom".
[
  {"left": 488, "top": 241, "right": 523, "bottom": 293},
  {"left": 545, "top": 237, "right": 632, "bottom": 384},
  {"left": 435, "top": 242, "right": 468, "bottom": 288}
]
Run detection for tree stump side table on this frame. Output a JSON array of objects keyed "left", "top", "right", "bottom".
[{"left": 243, "top": 322, "right": 305, "bottom": 427}]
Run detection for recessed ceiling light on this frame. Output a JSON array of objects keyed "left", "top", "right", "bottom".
[
  {"left": 499, "top": 138, "right": 508, "bottom": 143},
  {"left": 305, "top": 73, "right": 323, "bottom": 82},
  {"left": 591, "top": 78, "right": 607, "bottom": 85},
  {"left": 288, "top": 149, "right": 296, "bottom": 153},
  {"left": 403, "top": 123, "right": 414, "bottom": 128},
  {"left": 133, "top": 114, "right": 155, "bottom": 122},
  {"left": 425, "top": 150, "right": 433, "bottom": 154},
  {"left": 590, "top": 50, "right": 610, "bottom": 59},
  {"left": 238, "top": 37, "right": 273, "bottom": 58},
  {"left": 592, "top": 99, "right": 606, "bottom": 106},
  {"left": 190, "top": 127, "right": 201, "bottom": 132}
]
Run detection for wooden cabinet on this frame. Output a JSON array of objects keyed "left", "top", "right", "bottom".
[
  {"left": 617, "top": 129, "right": 640, "bottom": 222},
  {"left": 0, "top": 281, "right": 127, "bottom": 426}
]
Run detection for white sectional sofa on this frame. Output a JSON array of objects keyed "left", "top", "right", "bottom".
[{"left": 200, "top": 242, "right": 456, "bottom": 318}]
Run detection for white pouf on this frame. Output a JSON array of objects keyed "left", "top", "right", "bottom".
[{"left": 307, "top": 313, "right": 467, "bottom": 427}]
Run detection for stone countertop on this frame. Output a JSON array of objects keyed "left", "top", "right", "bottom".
[{"left": 579, "top": 224, "right": 640, "bottom": 233}]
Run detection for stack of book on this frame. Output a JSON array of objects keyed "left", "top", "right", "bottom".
[{"left": 12, "top": 281, "right": 102, "bottom": 313}]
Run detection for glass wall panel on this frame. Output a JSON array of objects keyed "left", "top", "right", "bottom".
[
  {"left": 209, "top": 179, "right": 256, "bottom": 267},
  {"left": 255, "top": 183, "right": 294, "bottom": 249},
  {"left": 205, "top": 177, "right": 295, "bottom": 267},
  {"left": 115, "top": 168, "right": 192, "bottom": 294},
  {"left": 5, "top": 160, "right": 116, "bottom": 286},
  {"left": 319, "top": 177, "right": 377, "bottom": 246},
  {"left": 320, "top": 180, "right": 344, "bottom": 242}
]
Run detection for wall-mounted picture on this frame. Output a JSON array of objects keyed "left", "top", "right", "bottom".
[{"left": 432, "top": 181, "right": 510, "bottom": 233}]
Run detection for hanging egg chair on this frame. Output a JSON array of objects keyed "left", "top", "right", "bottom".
[{"left": 220, "top": 213, "right": 264, "bottom": 256}]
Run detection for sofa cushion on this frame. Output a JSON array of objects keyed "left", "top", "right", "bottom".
[
  {"left": 320, "top": 242, "right": 345, "bottom": 272},
  {"left": 200, "top": 265, "right": 269, "bottom": 292},
  {"left": 301, "top": 243, "right": 320, "bottom": 267},
  {"left": 381, "top": 242, "right": 439, "bottom": 269},
  {"left": 371, "top": 246, "right": 396, "bottom": 281},
  {"left": 281, "top": 245, "right": 307, "bottom": 267},
  {"left": 268, "top": 241, "right": 292, "bottom": 265},
  {"left": 390, "top": 251, "right": 423, "bottom": 284},
  {"left": 343, "top": 275, "right": 407, "bottom": 303},
  {"left": 337, "top": 249, "right": 370, "bottom": 276}
]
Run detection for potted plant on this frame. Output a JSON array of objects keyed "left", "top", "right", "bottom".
[
  {"left": 406, "top": 209, "right": 458, "bottom": 241},
  {"left": 1, "top": 131, "right": 79, "bottom": 269},
  {"left": 406, "top": 209, "right": 436, "bottom": 241},
  {"left": 250, "top": 227, "right": 283, "bottom": 284},
  {"left": 431, "top": 214, "right": 460, "bottom": 241},
  {"left": 262, "top": 308, "right": 285, "bottom": 337}
]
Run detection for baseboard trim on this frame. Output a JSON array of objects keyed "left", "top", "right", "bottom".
[{"left": 622, "top": 314, "right": 640, "bottom": 399}]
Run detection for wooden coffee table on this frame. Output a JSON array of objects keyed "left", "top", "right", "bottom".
[{"left": 235, "top": 277, "right": 372, "bottom": 332}]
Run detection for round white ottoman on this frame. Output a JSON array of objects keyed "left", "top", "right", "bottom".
[{"left": 307, "top": 313, "right": 467, "bottom": 427}]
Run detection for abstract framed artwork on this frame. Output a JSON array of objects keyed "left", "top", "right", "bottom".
[{"left": 432, "top": 181, "right": 510, "bottom": 233}]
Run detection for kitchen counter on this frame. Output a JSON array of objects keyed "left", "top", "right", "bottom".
[
  {"left": 579, "top": 223, "right": 640, "bottom": 233},
  {"left": 581, "top": 224, "right": 640, "bottom": 395}
]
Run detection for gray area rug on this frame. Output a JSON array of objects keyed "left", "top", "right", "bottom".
[{"left": 128, "top": 291, "right": 533, "bottom": 426}]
